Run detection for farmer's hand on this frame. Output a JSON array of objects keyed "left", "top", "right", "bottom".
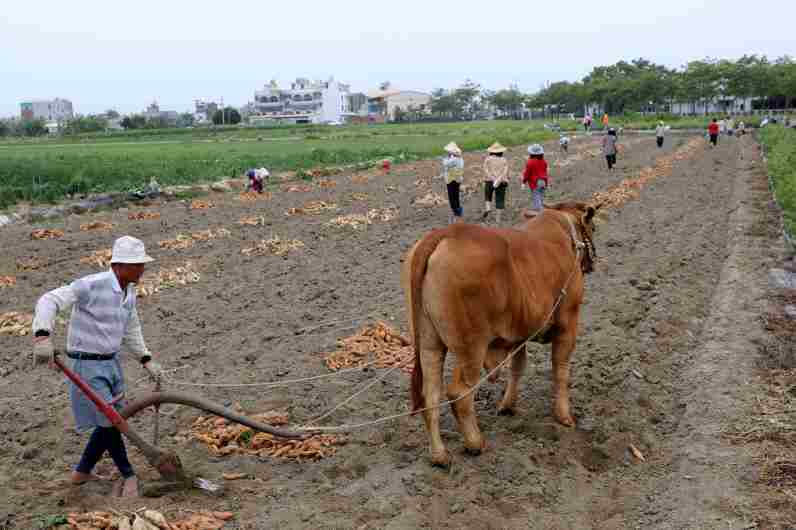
[
  {"left": 143, "top": 360, "right": 164, "bottom": 381},
  {"left": 33, "top": 335, "right": 56, "bottom": 369}
]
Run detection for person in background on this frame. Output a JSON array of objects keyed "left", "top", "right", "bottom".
[
  {"left": 441, "top": 142, "right": 464, "bottom": 224},
  {"left": 32, "top": 236, "right": 163, "bottom": 498},
  {"left": 718, "top": 117, "right": 727, "bottom": 135},
  {"left": 708, "top": 118, "right": 720, "bottom": 147},
  {"left": 655, "top": 121, "right": 666, "bottom": 148},
  {"left": 522, "top": 144, "right": 548, "bottom": 212},
  {"left": 726, "top": 116, "right": 735, "bottom": 136},
  {"left": 738, "top": 121, "right": 746, "bottom": 135},
  {"left": 246, "top": 167, "right": 269, "bottom": 193},
  {"left": 602, "top": 128, "right": 619, "bottom": 170},
  {"left": 482, "top": 142, "right": 509, "bottom": 224},
  {"left": 559, "top": 133, "right": 570, "bottom": 154},
  {"left": 583, "top": 115, "right": 591, "bottom": 132},
  {"left": 602, "top": 113, "right": 609, "bottom": 130}
]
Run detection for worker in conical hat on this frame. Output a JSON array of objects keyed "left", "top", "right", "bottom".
[
  {"left": 441, "top": 142, "right": 464, "bottom": 223},
  {"left": 482, "top": 142, "right": 509, "bottom": 224}
]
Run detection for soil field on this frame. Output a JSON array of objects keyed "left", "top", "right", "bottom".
[{"left": 0, "top": 132, "right": 786, "bottom": 529}]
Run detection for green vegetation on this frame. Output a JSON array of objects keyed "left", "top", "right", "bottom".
[
  {"left": 760, "top": 125, "right": 796, "bottom": 238},
  {"left": 0, "top": 120, "right": 553, "bottom": 209},
  {"left": 532, "top": 56, "right": 796, "bottom": 115}
]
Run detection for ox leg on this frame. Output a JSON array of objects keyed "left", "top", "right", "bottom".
[
  {"left": 447, "top": 355, "right": 486, "bottom": 455},
  {"left": 551, "top": 329, "right": 577, "bottom": 427},
  {"left": 420, "top": 347, "right": 450, "bottom": 467},
  {"left": 498, "top": 347, "right": 527, "bottom": 415}
]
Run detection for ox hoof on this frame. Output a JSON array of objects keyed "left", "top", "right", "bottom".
[
  {"left": 464, "top": 446, "right": 482, "bottom": 457},
  {"left": 431, "top": 451, "right": 451, "bottom": 468},
  {"left": 463, "top": 438, "right": 487, "bottom": 457},
  {"left": 555, "top": 413, "right": 576, "bottom": 427}
]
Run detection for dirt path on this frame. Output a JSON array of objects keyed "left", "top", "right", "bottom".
[{"left": 0, "top": 133, "right": 781, "bottom": 529}]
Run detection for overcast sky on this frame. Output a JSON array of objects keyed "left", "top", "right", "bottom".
[{"left": 1, "top": 0, "right": 792, "bottom": 117}]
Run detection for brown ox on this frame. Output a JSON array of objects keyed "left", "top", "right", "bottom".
[{"left": 401, "top": 202, "right": 598, "bottom": 466}]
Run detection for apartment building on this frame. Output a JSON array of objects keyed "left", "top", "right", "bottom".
[
  {"left": 250, "top": 77, "right": 351, "bottom": 125},
  {"left": 19, "top": 98, "right": 74, "bottom": 122}
]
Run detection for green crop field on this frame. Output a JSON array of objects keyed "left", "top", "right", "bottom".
[
  {"left": 0, "top": 120, "right": 555, "bottom": 209},
  {"left": 761, "top": 125, "right": 796, "bottom": 239}
]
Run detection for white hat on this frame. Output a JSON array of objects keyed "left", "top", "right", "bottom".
[
  {"left": 444, "top": 142, "right": 462, "bottom": 155},
  {"left": 528, "top": 144, "right": 544, "bottom": 155},
  {"left": 111, "top": 236, "right": 154, "bottom": 264}
]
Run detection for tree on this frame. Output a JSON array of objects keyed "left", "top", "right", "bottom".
[
  {"left": 431, "top": 89, "right": 461, "bottom": 120},
  {"left": 177, "top": 112, "right": 195, "bottom": 128},
  {"left": 490, "top": 87, "right": 526, "bottom": 119},
  {"left": 22, "top": 119, "right": 47, "bottom": 137},
  {"left": 212, "top": 107, "right": 241, "bottom": 125},
  {"left": 105, "top": 109, "right": 120, "bottom": 119}
]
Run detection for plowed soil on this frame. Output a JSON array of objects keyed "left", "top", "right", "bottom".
[{"left": 0, "top": 132, "right": 785, "bottom": 529}]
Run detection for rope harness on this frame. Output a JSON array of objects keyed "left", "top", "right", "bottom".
[
  {"left": 299, "top": 214, "right": 587, "bottom": 433},
  {"left": 148, "top": 214, "right": 588, "bottom": 435}
]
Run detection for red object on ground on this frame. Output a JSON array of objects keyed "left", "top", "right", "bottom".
[
  {"left": 382, "top": 160, "right": 391, "bottom": 173},
  {"left": 53, "top": 355, "right": 130, "bottom": 433}
]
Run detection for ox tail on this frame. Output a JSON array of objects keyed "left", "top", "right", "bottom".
[{"left": 408, "top": 229, "right": 447, "bottom": 414}]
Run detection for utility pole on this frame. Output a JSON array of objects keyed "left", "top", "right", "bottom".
[{"left": 220, "top": 96, "right": 224, "bottom": 125}]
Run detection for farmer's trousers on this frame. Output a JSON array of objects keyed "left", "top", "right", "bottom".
[
  {"left": 447, "top": 181, "right": 462, "bottom": 217},
  {"left": 68, "top": 352, "right": 134, "bottom": 478},
  {"left": 484, "top": 181, "right": 507, "bottom": 210},
  {"left": 76, "top": 426, "right": 134, "bottom": 478},
  {"left": 531, "top": 185, "right": 545, "bottom": 211}
]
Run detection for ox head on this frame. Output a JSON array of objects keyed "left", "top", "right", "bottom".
[{"left": 546, "top": 201, "right": 602, "bottom": 274}]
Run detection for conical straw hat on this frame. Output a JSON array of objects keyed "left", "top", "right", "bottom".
[
  {"left": 444, "top": 142, "right": 461, "bottom": 155},
  {"left": 487, "top": 142, "right": 507, "bottom": 154}
]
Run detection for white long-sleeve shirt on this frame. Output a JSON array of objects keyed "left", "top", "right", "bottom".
[{"left": 32, "top": 270, "right": 151, "bottom": 359}]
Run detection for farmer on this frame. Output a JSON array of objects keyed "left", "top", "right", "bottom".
[
  {"left": 522, "top": 144, "right": 548, "bottom": 211},
  {"left": 708, "top": 118, "right": 720, "bottom": 147},
  {"left": 32, "top": 236, "right": 163, "bottom": 498},
  {"left": 602, "top": 127, "right": 619, "bottom": 171},
  {"left": 481, "top": 142, "right": 509, "bottom": 224},
  {"left": 559, "top": 133, "right": 571, "bottom": 154},
  {"left": 601, "top": 113, "right": 609, "bottom": 130},
  {"left": 246, "top": 167, "right": 269, "bottom": 193},
  {"left": 655, "top": 121, "right": 666, "bottom": 148},
  {"left": 441, "top": 142, "right": 464, "bottom": 224}
]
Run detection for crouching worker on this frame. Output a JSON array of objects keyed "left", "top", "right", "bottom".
[
  {"left": 482, "top": 142, "right": 509, "bottom": 224},
  {"left": 32, "top": 236, "right": 163, "bottom": 498},
  {"left": 246, "top": 167, "right": 269, "bottom": 193}
]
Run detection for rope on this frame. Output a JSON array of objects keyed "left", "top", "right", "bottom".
[
  {"left": 307, "top": 362, "right": 407, "bottom": 426},
  {"left": 299, "top": 240, "right": 584, "bottom": 433},
  {"left": 161, "top": 358, "right": 386, "bottom": 388}
]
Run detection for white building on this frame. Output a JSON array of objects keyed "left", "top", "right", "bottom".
[
  {"left": 669, "top": 96, "right": 757, "bottom": 116},
  {"left": 194, "top": 99, "right": 220, "bottom": 124},
  {"left": 250, "top": 77, "right": 351, "bottom": 125},
  {"left": 367, "top": 89, "right": 432, "bottom": 122},
  {"left": 20, "top": 98, "right": 74, "bottom": 122}
]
